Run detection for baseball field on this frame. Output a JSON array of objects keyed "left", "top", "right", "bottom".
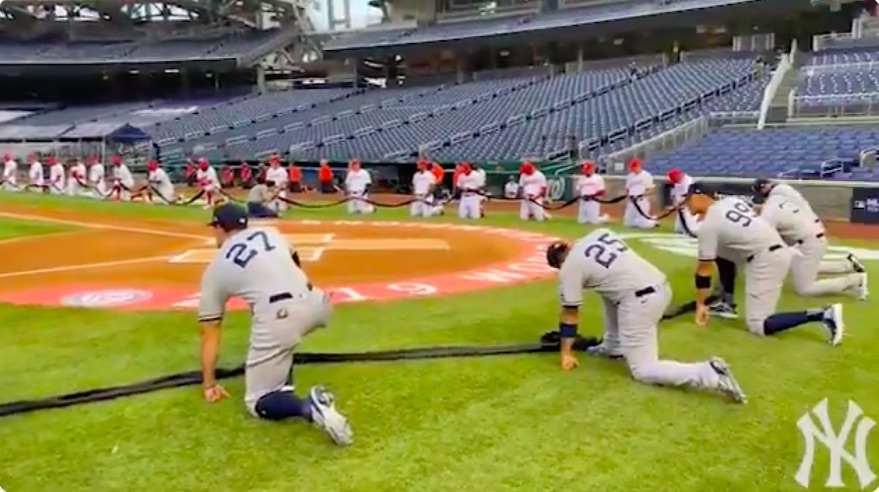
[{"left": 0, "top": 191, "right": 877, "bottom": 492}]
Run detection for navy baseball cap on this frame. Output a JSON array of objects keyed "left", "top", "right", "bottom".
[{"left": 208, "top": 203, "right": 248, "bottom": 230}]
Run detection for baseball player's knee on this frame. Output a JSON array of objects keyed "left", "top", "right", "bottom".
[
  {"left": 628, "top": 361, "right": 662, "bottom": 385},
  {"left": 745, "top": 316, "right": 768, "bottom": 336}
]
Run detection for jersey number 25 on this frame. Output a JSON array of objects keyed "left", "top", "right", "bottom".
[
  {"left": 584, "top": 232, "right": 628, "bottom": 268},
  {"left": 226, "top": 231, "right": 276, "bottom": 268}
]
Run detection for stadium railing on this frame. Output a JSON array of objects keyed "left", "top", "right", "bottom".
[
  {"left": 757, "top": 52, "right": 792, "bottom": 129},
  {"left": 590, "top": 116, "right": 710, "bottom": 172}
]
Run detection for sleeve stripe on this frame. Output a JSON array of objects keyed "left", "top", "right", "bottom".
[
  {"left": 561, "top": 303, "right": 582, "bottom": 308},
  {"left": 198, "top": 314, "right": 223, "bottom": 322},
  {"left": 698, "top": 257, "right": 716, "bottom": 262}
]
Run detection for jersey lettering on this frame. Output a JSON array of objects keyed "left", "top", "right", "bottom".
[
  {"left": 225, "top": 230, "right": 277, "bottom": 268},
  {"left": 723, "top": 200, "right": 755, "bottom": 227},
  {"left": 583, "top": 231, "right": 628, "bottom": 268}
]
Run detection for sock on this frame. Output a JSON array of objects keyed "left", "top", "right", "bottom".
[
  {"left": 254, "top": 390, "right": 312, "bottom": 422},
  {"left": 763, "top": 311, "right": 817, "bottom": 335}
]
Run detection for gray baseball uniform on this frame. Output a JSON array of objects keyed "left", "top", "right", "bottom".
[
  {"left": 197, "top": 226, "right": 331, "bottom": 414},
  {"left": 760, "top": 194, "right": 861, "bottom": 297},
  {"left": 768, "top": 183, "right": 813, "bottom": 214},
  {"left": 246, "top": 183, "right": 271, "bottom": 204},
  {"left": 697, "top": 197, "right": 792, "bottom": 334},
  {"left": 558, "top": 228, "right": 722, "bottom": 390}
]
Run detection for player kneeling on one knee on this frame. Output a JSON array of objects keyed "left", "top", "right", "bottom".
[
  {"left": 684, "top": 183, "right": 844, "bottom": 346},
  {"left": 545, "top": 229, "right": 747, "bottom": 403},
  {"left": 246, "top": 178, "right": 280, "bottom": 218},
  {"left": 197, "top": 203, "right": 352, "bottom": 445}
]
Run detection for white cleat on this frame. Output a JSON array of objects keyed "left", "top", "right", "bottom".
[
  {"left": 821, "top": 304, "right": 845, "bottom": 347},
  {"left": 847, "top": 253, "right": 866, "bottom": 273},
  {"left": 308, "top": 386, "right": 353, "bottom": 446},
  {"left": 709, "top": 357, "right": 747, "bottom": 404}
]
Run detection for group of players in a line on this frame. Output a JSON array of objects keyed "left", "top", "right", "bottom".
[{"left": 191, "top": 166, "right": 867, "bottom": 447}]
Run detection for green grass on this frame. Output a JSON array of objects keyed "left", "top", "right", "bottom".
[
  {"left": 0, "top": 216, "right": 75, "bottom": 240},
  {"left": 0, "top": 192, "right": 878, "bottom": 492}
]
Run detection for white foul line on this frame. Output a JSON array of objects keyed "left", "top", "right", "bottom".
[
  {"left": 0, "top": 256, "right": 172, "bottom": 279},
  {"left": 0, "top": 212, "right": 210, "bottom": 241}
]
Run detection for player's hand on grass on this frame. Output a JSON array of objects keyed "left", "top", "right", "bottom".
[
  {"left": 203, "top": 384, "right": 229, "bottom": 402},
  {"left": 561, "top": 353, "right": 579, "bottom": 371},
  {"left": 694, "top": 304, "right": 709, "bottom": 327}
]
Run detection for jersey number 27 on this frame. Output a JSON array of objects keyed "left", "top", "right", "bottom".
[
  {"left": 584, "top": 232, "right": 628, "bottom": 268},
  {"left": 226, "top": 231, "right": 276, "bottom": 268}
]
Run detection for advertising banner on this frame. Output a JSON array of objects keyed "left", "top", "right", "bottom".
[{"left": 850, "top": 187, "right": 879, "bottom": 224}]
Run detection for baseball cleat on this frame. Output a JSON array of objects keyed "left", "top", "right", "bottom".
[
  {"left": 847, "top": 253, "right": 866, "bottom": 273},
  {"left": 709, "top": 357, "right": 747, "bottom": 403},
  {"left": 586, "top": 342, "right": 624, "bottom": 359},
  {"left": 708, "top": 301, "right": 739, "bottom": 320},
  {"left": 308, "top": 386, "right": 353, "bottom": 446},
  {"left": 821, "top": 303, "right": 845, "bottom": 346}
]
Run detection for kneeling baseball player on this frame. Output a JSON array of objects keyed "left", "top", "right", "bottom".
[
  {"left": 245, "top": 178, "right": 280, "bottom": 218},
  {"left": 546, "top": 229, "right": 746, "bottom": 403},
  {"left": 197, "top": 203, "right": 352, "bottom": 445},
  {"left": 753, "top": 193, "right": 867, "bottom": 300},
  {"left": 684, "top": 183, "right": 844, "bottom": 345}
]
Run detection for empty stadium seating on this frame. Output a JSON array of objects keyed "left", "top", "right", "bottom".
[
  {"left": 797, "top": 48, "right": 879, "bottom": 108},
  {"left": 646, "top": 127, "right": 879, "bottom": 179}
]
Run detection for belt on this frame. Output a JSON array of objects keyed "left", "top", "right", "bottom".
[
  {"left": 796, "top": 232, "right": 825, "bottom": 246},
  {"left": 268, "top": 285, "right": 313, "bottom": 304},
  {"left": 746, "top": 244, "right": 783, "bottom": 263},
  {"left": 634, "top": 286, "right": 656, "bottom": 298}
]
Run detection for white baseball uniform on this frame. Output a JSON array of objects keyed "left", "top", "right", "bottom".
[
  {"left": 89, "top": 163, "right": 107, "bottom": 199},
  {"left": 472, "top": 168, "right": 487, "bottom": 208},
  {"left": 113, "top": 164, "right": 135, "bottom": 201},
  {"left": 768, "top": 183, "right": 813, "bottom": 214},
  {"left": 760, "top": 194, "right": 863, "bottom": 297},
  {"left": 411, "top": 170, "right": 436, "bottom": 218},
  {"left": 624, "top": 170, "right": 657, "bottom": 228},
  {"left": 3, "top": 159, "right": 18, "bottom": 191},
  {"left": 28, "top": 161, "right": 44, "bottom": 190},
  {"left": 519, "top": 170, "right": 547, "bottom": 221},
  {"left": 345, "top": 169, "right": 374, "bottom": 214},
  {"left": 504, "top": 180, "right": 519, "bottom": 199},
  {"left": 697, "top": 197, "right": 793, "bottom": 335},
  {"left": 148, "top": 168, "right": 175, "bottom": 204},
  {"left": 197, "top": 167, "right": 220, "bottom": 192},
  {"left": 67, "top": 162, "right": 87, "bottom": 196},
  {"left": 197, "top": 226, "right": 332, "bottom": 414},
  {"left": 266, "top": 166, "right": 288, "bottom": 213},
  {"left": 559, "top": 228, "right": 726, "bottom": 391},
  {"left": 576, "top": 174, "right": 608, "bottom": 224},
  {"left": 670, "top": 174, "right": 698, "bottom": 234},
  {"left": 48, "top": 163, "right": 66, "bottom": 194},
  {"left": 457, "top": 172, "right": 482, "bottom": 219}
]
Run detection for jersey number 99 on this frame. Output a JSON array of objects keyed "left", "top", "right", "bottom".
[
  {"left": 584, "top": 232, "right": 628, "bottom": 268},
  {"left": 724, "top": 200, "right": 755, "bottom": 227},
  {"left": 226, "top": 231, "right": 276, "bottom": 268}
]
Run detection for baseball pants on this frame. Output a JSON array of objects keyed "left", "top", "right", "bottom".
[
  {"left": 519, "top": 197, "right": 546, "bottom": 221},
  {"left": 244, "top": 288, "right": 333, "bottom": 415},
  {"left": 458, "top": 194, "right": 481, "bottom": 219},
  {"left": 744, "top": 246, "right": 793, "bottom": 335},
  {"left": 577, "top": 199, "right": 607, "bottom": 224},
  {"left": 790, "top": 236, "right": 861, "bottom": 296},
  {"left": 602, "top": 282, "right": 722, "bottom": 390},
  {"left": 347, "top": 193, "right": 374, "bottom": 214},
  {"left": 270, "top": 189, "right": 288, "bottom": 213},
  {"left": 623, "top": 197, "right": 656, "bottom": 228},
  {"left": 2, "top": 177, "right": 18, "bottom": 191},
  {"left": 410, "top": 196, "right": 435, "bottom": 217}
]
